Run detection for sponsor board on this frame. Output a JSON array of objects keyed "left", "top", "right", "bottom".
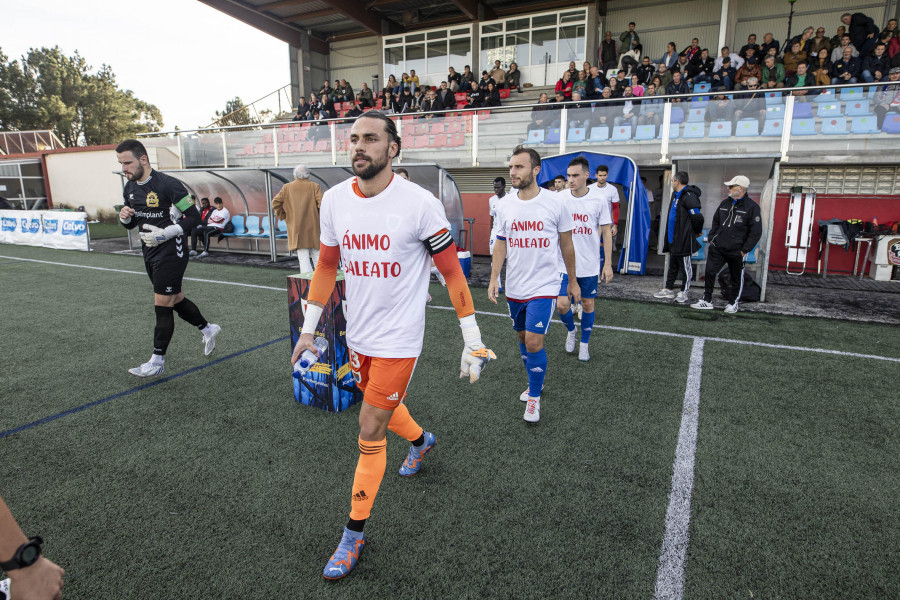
[{"left": 0, "top": 210, "right": 89, "bottom": 251}]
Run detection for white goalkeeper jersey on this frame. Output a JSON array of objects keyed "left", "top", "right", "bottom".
[
  {"left": 556, "top": 188, "right": 612, "bottom": 278},
  {"left": 495, "top": 188, "right": 574, "bottom": 301},
  {"left": 488, "top": 192, "right": 507, "bottom": 245},
  {"left": 320, "top": 175, "right": 451, "bottom": 358}
]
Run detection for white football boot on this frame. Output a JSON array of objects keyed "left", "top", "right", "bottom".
[{"left": 202, "top": 324, "right": 221, "bottom": 356}]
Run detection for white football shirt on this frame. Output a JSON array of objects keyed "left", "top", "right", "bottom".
[
  {"left": 593, "top": 182, "right": 620, "bottom": 217},
  {"left": 319, "top": 175, "right": 451, "bottom": 358},
  {"left": 556, "top": 188, "right": 612, "bottom": 277},
  {"left": 488, "top": 192, "right": 508, "bottom": 247},
  {"left": 495, "top": 187, "right": 574, "bottom": 301}
]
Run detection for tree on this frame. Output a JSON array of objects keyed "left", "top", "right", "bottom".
[
  {"left": 210, "top": 97, "right": 273, "bottom": 128},
  {"left": 0, "top": 46, "right": 163, "bottom": 146}
]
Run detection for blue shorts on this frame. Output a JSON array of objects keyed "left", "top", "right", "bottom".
[
  {"left": 507, "top": 298, "right": 555, "bottom": 334},
  {"left": 558, "top": 274, "right": 599, "bottom": 299}
]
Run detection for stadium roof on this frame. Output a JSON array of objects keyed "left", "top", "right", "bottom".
[{"left": 198, "top": 0, "right": 589, "bottom": 51}]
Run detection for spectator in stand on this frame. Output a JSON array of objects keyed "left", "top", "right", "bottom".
[
  {"left": 619, "top": 22, "right": 641, "bottom": 58},
  {"left": 568, "top": 92, "right": 593, "bottom": 129},
  {"left": 608, "top": 76, "right": 623, "bottom": 98},
  {"left": 293, "top": 96, "right": 312, "bottom": 121},
  {"left": 346, "top": 101, "right": 364, "bottom": 118},
  {"left": 572, "top": 69, "right": 591, "bottom": 99},
  {"left": 396, "top": 87, "right": 415, "bottom": 113},
  {"left": 714, "top": 47, "right": 744, "bottom": 72},
  {"left": 481, "top": 81, "right": 502, "bottom": 107},
  {"left": 889, "top": 33, "right": 900, "bottom": 62},
  {"left": 478, "top": 70, "right": 492, "bottom": 94},
  {"left": 658, "top": 42, "right": 679, "bottom": 70},
  {"left": 759, "top": 33, "right": 780, "bottom": 57},
  {"left": 613, "top": 86, "right": 638, "bottom": 128},
  {"left": 832, "top": 46, "right": 861, "bottom": 84},
  {"left": 783, "top": 41, "right": 808, "bottom": 77},
  {"left": 448, "top": 66, "right": 463, "bottom": 92},
  {"left": 656, "top": 64, "right": 674, "bottom": 90},
  {"left": 831, "top": 25, "right": 846, "bottom": 48},
  {"left": 681, "top": 38, "right": 701, "bottom": 62},
  {"left": 810, "top": 48, "right": 833, "bottom": 87},
  {"left": 410, "top": 87, "right": 425, "bottom": 111},
  {"left": 873, "top": 67, "right": 900, "bottom": 128},
  {"left": 615, "top": 69, "right": 628, "bottom": 88},
  {"left": 712, "top": 57, "right": 736, "bottom": 91},
  {"left": 489, "top": 60, "right": 506, "bottom": 86},
  {"left": 337, "top": 79, "right": 354, "bottom": 102},
  {"left": 630, "top": 74, "right": 645, "bottom": 96},
  {"left": 708, "top": 93, "right": 736, "bottom": 122},
  {"left": 272, "top": 165, "right": 322, "bottom": 273},
  {"left": 332, "top": 80, "right": 341, "bottom": 99},
  {"left": 843, "top": 12, "right": 880, "bottom": 57},
  {"left": 650, "top": 75, "right": 664, "bottom": 95},
  {"left": 420, "top": 88, "right": 443, "bottom": 115},
  {"left": 505, "top": 62, "right": 522, "bottom": 91},
  {"left": 761, "top": 55, "right": 786, "bottom": 88},
  {"left": 687, "top": 48, "right": 715, "bottom": 85},
  {"left": 884, "top": 19, "right": 898, "bottom": 39},
  {"left": 879, "top": 31, "right": 897, "bottom": 60},
  {"left": 733, "top": 79, "right": 765, "bottom": 130},
  {"left": 638, "top": 84, "right": 664, "bottom": 130},
  {"left": 406, "top": 69, "right": 420, "bottom": 88},
  {"left": 357, "top": 83, "right": 373, "bottom": 108},
  {"left": 786, "top": 26, "right": 815, "bottom": 55},
  {"left": 193, "top": 197, "right": 230, "bottom": 258},
  {"left": 307, "top": 92, "right": 321, "bottom": 116},
  {"left": 589, "top": 66, "right": 608, "bottom": 99},
  {"left": 318, "top": 80, "right": 334, "bottom": 98},
  {"left": 591, "top": 87, "right": 617, "bottom": 128},
  {"left": 556, "top": 70, "right": 574, "bottom": 99},
  {"left": 743, "top": 46, "right": 760, "bottom": 66},
  {"left": 739, "top": 35, "right": 759, "bottom": 60},
  {"left": 527, "top": 93, "right": 552, "bottom": 132},
  {"left": 831, "top": 34, "right": 860, "bottom": 62},
  {"left": 786, "top": 62, "right": 816, "bottom": 99},
  {"left": 666, "top": 71, "right": 689, "bottom": 99},
  {"left": 565, "top": 61, "right": 579, "bottom": 81},
  {"left": 464, "top": 87, "right": 484, "bottom": 109},
  {"left": 318, "top": 93, "right": 337, "bottom": 119},
  {"left": 387, "top": 74, "right": 400, "bottom": 95},
  {"left": 636, "top": 56, "right": 656, "bottom": 86},
  {"left": 862, "top": 43, "right": 890, "bottom": 82},
  {"left": 437, "top": 81, "right": 456, "bottom": 109},
  {"left": 619, "top": 44, "right": 643, "bottom": 76},
  {"left": 809, "top": 27, "right": 832, "bottom": 56},
  {"left": 764, "top": 46, "right": 781, "bottom": 65},
  {"left": 599, "top": 31, "right": 619, "bottom": 71},
  {"left": 674, "top": 54, "right": 691, "bottom": 77},
  {"left": 462, "top": 65, "right": 477, "bottom": 91}
]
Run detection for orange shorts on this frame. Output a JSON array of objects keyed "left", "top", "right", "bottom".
[{"left": 349, "top": 349, "right": 418, "bottom": 410}]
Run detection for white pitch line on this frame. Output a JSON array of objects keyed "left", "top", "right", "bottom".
[{"left": 653, "top": 337, "right": 705, "bottom": 600}]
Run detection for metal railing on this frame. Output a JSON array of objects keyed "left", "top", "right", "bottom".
[
  {"left": 0, "top": 130, "right": 65, "bottom": 154},
  {"left": 205, "top": 84, "right": 294, "bottom": 128}
]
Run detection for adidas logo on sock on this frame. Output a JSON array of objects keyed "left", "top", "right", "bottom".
[
  {"left": 352, "top": 490, "right": 368, "bottom": 502},
  {"left": 535, "top": 321, "right": 544, "bottom": 328},
  {"left": 529, "top": 367, "right": 544, "bottom": 373},
  {"left": 387, "top": 392, "right": 399, "bottom": 401}
]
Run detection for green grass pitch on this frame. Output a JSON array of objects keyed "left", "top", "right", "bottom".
[{"left": 0, "top": 244, "right": 897, "bottom": 599}]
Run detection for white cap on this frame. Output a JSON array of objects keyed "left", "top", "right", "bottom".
[{"left": 724, "top": 175, "right": 750, "bottom": 188}]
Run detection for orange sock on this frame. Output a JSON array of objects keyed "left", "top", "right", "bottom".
[
  {"left": 387, "top": 402, "right": 424, "bottom": 442},
  {"left": 349, "top": 437, "right": 387, "bottom": 520}
]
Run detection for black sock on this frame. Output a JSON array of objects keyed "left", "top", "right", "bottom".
[
  {"left": 173, "top": 297, "right": 208, "bottom": 329},
  {"left": 346, "top": 518, "right": 366, "bottom": 533},
  {"left": 153, "top": 306, "right": 175, "bottom": 355},
  {"left": 412, "top": 433, "right": 425, "bottom": 447}
]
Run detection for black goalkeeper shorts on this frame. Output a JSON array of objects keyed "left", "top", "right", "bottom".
[{"left": 144, "top": 255, "right": 189, "bottom": 295}]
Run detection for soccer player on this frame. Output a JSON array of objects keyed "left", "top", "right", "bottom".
[
  {"left": 488, "top": 146, "right": 578, "bottom": 423},
  {"left": 556, "top": 157, "right": 614, "bottom": 362},
  {"left": 594, "top": 164, "right": 620, "bottom": 240},
  {"left": 552, "top": 175, "right": 567, "bottom": 192},
  {"left": 0, "top": 494, "right": 64, "bottom": 599},
  {"left": 488, "top": 176, "right": 507, "bottom": 292},
  {"left": 291, "top": 112, "right": 494, "bottom": 580},
  {"left": 117, "top": 139, "right": 221, "bottom": 377}
]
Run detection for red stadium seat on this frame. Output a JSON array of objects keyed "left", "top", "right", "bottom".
[
  {"left": 375, "top": 99, "right": 383, "bottom": 109},
  {"left": 430, "top": 122, "right": 446, "bottom": 134},
  {"left": 302, "top": 141, "right": 314, "bottom": 152},
  {"left": 414, "top": 136, "right": 428, "bottom": 148},
  {"left": 314, "top": 139, "right": 329, "bottom": 151},
  {"left": 455, "top": 92, "right": 467, "bottom": 103}
]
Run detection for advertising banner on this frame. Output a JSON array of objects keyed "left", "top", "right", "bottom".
[{"left": 0, "top": 210, "right": 89, "bottom": 251}]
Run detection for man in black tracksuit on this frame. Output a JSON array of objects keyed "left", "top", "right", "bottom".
[
  {"left": 654, "top": 172, "right": 703, "bottom": 303},
  {"left": 692, "top": 175, "right": 762, "bottom": 313}
]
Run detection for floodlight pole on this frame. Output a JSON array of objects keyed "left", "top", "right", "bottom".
[{"left": 785, "top": 0, "right": 798, "bottom": 52}]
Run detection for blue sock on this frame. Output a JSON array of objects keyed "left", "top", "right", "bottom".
[
  {"left": 525, "top": 349, "right": 547, "bottom": 398},
  {"left": 580, "top": 311, "right": 595, "bottom": 343},
  {"left": 519, "top": 342, "right": 528, "bottom": 368},
  {"left": 558, "top": 307, "right": 576, "bottom": 332}
]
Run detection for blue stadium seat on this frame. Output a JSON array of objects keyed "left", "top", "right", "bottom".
[
  {"left": 688, "top": 107, "right": 706, "bottom": 122},
  {"left": 527, "top": 129, "right": 545, "bottom": 143},
  {"left": 567, "top": 127, "right": 586, "bottom": 142},
  {"left": 260, "top": 215, "right": 271, "bottom": 237},
  {"left": 791, "top": 118, "right": 816, "bottom": 135},
  {"left": 670, "top": 107, "right": 685, "bottom": 124},
  {"left": 792, "top": 102, "right": 813, "bottom": 119},
  {"left": 735, "top": 119, "right": 759, "bottom": 137},
  {"left": 276, "top": 220, "right": 288, "bottom": 238},
  {"left": 693, "top": 82, "right": 711, "bottom": 93},
  {"left": 765, "top": 91, "right": 784, "bottom": 105},
  {"left": 840, "top": 87, "right": 864, "bottom": 101},
  {"left": 242, "top": 215, "right": 262, "bottom": 237},
  {"left": 883, "top": 114, "right": 900, "bottom": 134},
  {"left": 224, "top": 215, "right": 246, "bottom": 237},
  {"left": 634, "top": 124, "right": 656, "bottom": 140},
  {"left": 817, "top": 102, "right": 842, "bottom": 117},
  {"left": 761, "top": 119, "right": 783, "bottom": 136},
  {"left": 845, "top": 100, "right": 872, "bottom": 116},
  {"left": 709, "top": 120, "right": 732, "bottom": 137},
  {"left": 821, "top": 116, "right": 848, "bottom": 135},
  {"left": 682, "top": 122, "right": 705, "bottom": 138},
  {"left": 766, "top": 105, "right": 784, "bottom": 119},
  {"left": 850, "top": 115, "right": 879, "bottom": 134},
  {"left": 544, "top": 128, "right": 560, "bottom": 144},
  {"left": 690, "top": 97, "right": 709, "bottom": 108},
  {"left": 814, "top": 88, "right": 836, "bottom": 103},
  {"left": 589, "top": 126, "right": 609, "bottom": 141},
  {"left": 611, "top": 125, "right": 633, "bottom": 140}
]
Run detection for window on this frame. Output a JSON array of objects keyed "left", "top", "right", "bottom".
[
  {"left": 406, "top": 43, "right": 426, "bottom": 76},
  {"left": 507, "top": 33, "right": 531, "bottom": 67},
  {"left": 427, "top": 40, "right": 448, "bottom": 75},
  {"left": 532, "top": 29, "right": 557, "bottom": 65},
  {"left": 449, "top": 38, "right": 471, "bottom": 69},
  {"left": 532, "top": 14, "right": 556, "bottom": 28},
  {"left": 384, "top": 25, "right": 472, "bottom": 85},
  {"left": 384, "top": 47, "right": 403, "bottom": 79},
  {"left": 559, "top": 25, "right": 586, "bottom": 62}
]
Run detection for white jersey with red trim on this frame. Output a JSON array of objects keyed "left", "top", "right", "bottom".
[
  {"left": 593, "top": 182, "right": 620, "bottom": 216},
  {"left": 319, "top": 175, "right": 451, "bottom": 358},
  {"left": 556, "top": 188, "right": 612, "bottom": 277},
  {"left": 495, "top": 187, "right": 574, "bottom": 301}
]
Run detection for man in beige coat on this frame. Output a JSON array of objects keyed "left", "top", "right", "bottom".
[{"left": 272, "top": 164, "right": 323, "bottom": 272}]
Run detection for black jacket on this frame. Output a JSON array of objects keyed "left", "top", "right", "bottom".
[
  {"left": 848, "top": 12, "right": 879, "bottom": 50},
  {"left": 862, "top": 53, "right": 890, "bottom": 77},
  {"left": 664, "top": 185, "right": 704, "bottom": 255},
  {"left": 708, "top": 194, "right": 762, "bottom": 254}
]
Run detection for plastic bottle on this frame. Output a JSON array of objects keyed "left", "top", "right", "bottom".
[{"left": 293, "top": 337, "right": 329, "bottom": 377}]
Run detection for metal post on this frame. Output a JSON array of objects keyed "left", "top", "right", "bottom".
[
  {"left": 330, "top": 121, "right": 337, "bottom": 165},
  {"left": 471, "top": 112, "right": 479, "bottom": 167},
  {"left": 780, "top": 94, "right": 795, "bottom": 162},
  {"left": 265, "top": 171, "right": 278, "bottom": 262},
  {"left": 660, "top": 102, "right": 673, "bottom": 164},
  {"left": 559, "top": 106, "right": 568, "bottom": 154},
  {"left": 396, "top": 117, "right": 403, "bottom": 164},
  {"left": 176, "top": 134, "right": 184, "bottom": 169},
  {"left": 273, "top": 126, "right": 280, "bottom": 167},
  {"left": 221, "top": 131, "right": 228, "bottom": 168}
]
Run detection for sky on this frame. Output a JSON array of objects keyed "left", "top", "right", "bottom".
[{"left": 0, "top": 0, "right": 289, "bottom": 131}]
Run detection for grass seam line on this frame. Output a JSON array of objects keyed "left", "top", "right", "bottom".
[
  {"left": 654, "top": 337, "right": 705, "bottom": 600},
  {"left": 0, "top": 335, "right": 290, "bottom": 441}
]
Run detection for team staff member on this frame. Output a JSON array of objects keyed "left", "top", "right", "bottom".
[
  {"left": 488, "top": 176, "right": 507, "bottom": 292},
  {"left": 291, "top": 112, "right": 494, "bottom": 580},
  {"left": 654, "top": 172, "right": 703, "bottom": 303},
  {"left": 691, "top": 175, "right": 762, "bottom": 314},
  {"left": 117, "top": 140, "right": 221, "bottom": 377},
  {"left": 1, "top": 494, "right": 64, "bottom": 599}
]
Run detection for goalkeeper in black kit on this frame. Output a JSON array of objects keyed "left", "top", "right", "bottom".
[{"left": 116, "top": 139, "right": 221, "bottom": 377}]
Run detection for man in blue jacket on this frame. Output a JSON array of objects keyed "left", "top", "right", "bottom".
[{"left": 654, "top": 172, "right": 703, "bottom": 303}]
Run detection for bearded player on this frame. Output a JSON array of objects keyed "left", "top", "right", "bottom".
[
  {"left": 117, "top": 139, "right": 221, "bottom": 377},
  {"left": 291, "top": 112, "right": 494, "bottom": 580},
  {"left": 488, "top": 146, "right": 578, "bottom": 423},
  {"left": 556, "top": 157, "right": 614, "bottom": 362}
]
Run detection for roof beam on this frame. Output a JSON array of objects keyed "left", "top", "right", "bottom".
[
  {"left": 450, "top": 0, "right": 495, "bottom": 21},
  {"left": 365, "top": 0, "right": 403, "bottom": 8},
  {"left": 257, "top": 0, "right": 317, "bottom": 11},
  {"left": 320, "top": 0, "right": 383, "bottom": 34},
  {"left": 283, "top": 8, "right": 337, "bottom": 22},
  {"left": 198, "top": 0, "right": 305, "bottom": 46}
]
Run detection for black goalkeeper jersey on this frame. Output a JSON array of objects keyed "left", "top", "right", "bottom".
[{"left": 123, "top": 170, "right": 199, "bottom": 261}]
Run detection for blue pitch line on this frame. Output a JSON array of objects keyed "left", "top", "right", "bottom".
[
  {"left": 0, "top": 260, "right": 24, "bottom": 266},
  {"left": 0, "top": 335, "right": 290, "bottom": 441}
]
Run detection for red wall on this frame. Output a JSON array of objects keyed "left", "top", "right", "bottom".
[
  {"left": 462, "top": 192, "right": 493, "bottom": 255},
  {"left": 768, "top": 193, "right": 900, "bottom": 276}
]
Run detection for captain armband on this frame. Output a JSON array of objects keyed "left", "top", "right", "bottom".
[{"left": 423, "top": 228, "right": 454, "bottom": 256}]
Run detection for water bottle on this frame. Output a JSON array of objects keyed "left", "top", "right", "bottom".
[{"left": 293, "top": 337, "right": 329, "bottom": 377}]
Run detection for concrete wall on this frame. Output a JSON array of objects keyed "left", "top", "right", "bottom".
[
  {"left": 329, "top": 36, "right": 380, "bottom": 92},
  {"left": 604, "top": 0, "right": 722, "bottom": 61},
  {"left": 44, "top": 148, "right": 123, "bottom": 220}
]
